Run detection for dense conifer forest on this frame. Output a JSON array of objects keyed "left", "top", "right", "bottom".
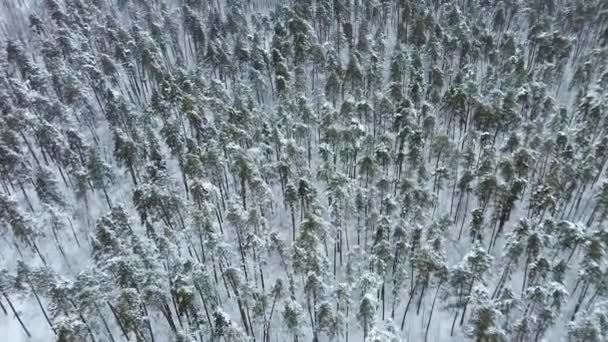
[{"left": 1, "top": 0, "right": 608, "bottom": 340}]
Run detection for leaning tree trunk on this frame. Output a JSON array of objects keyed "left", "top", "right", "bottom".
[
  {"left": 401, "top": 281, "right": 418, "bottom": 330},
  {"left": 3, "top": 292, "right": 31, "bottom": 338},
  {"left": 424, "top": 282, "right": 443, "bottom": 342}
]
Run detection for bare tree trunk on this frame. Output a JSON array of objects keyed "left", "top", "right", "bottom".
[
  {"left": 107, "top": 301, "right": 130, "bottom": 341},
  {"left": 522, "top": 256, "right": 530, "bottom": 293},
  {"left": 30, "top": 283, "right": 54, "bottom": 332},
  {"left": 424, "top": 282, "right": 443, "bottom": 342},
  {"left": 17, "top": 180, "right": 34, "bottom": 212},
  {"left": 3, "top": 292, "right": 31, "bottom": 338},
  {"left": 95, "top": 303, "right": 116, "bottom": 342},
  {"left": 0, "top": 298, "right": 7, "bottom": 315},
  {"left": 450, "top": 308, "right": 459, "bottom": 336},
  {"left": 291, "top": 205, "right": 296, "bottom": 241},
  {"left": 400, "top": 281, "right": 418, "bottom": 330},
  {"left": 416, "top": 283, "right": 427, "bottom": 315}
]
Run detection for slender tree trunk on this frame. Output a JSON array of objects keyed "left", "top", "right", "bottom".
[
  {"left": 107, "top": 301, "right": 130, "bottom": 341},
  {"left": 459, "top": 281, "right": 475, "bottom": 326},
  {"left": 95, "top": 303, "right": 116, "bottom": 342},
  {"left": 381, "top": 281, "right": 386, "bottom": 320},
  {"left": 416, "top": 283, "right": 427, "bottom": 315},
  {"left": 291, "top": 205, "right": 296, "bottom": 241},
  {"left": 17, "top": 180, "right": 34, "bottom": 212},
  {"left": 491, "top": 261, "right": 512, "bottom": 299},
  {"left": 3, "top": 292, "right": 31, "bottom": 338},
  {"left": 450, "top": 309, "right": 459, "bottom": 336},
  {"left": 31, "top": 284, "right": 54, "bottom": 332},
  {"left": 66, "top": 217, "right": 81, "bottom": 248},
  {"left": 458, "top": 192, "right": 470, "bottom": 239},
  {"left": 449, "top": 173, "right": 458, "bottom": 218},
  {"left": 0, "top": 297, "right": 7, "bottom": 315},
  {"left": 141, "top": 303, "right": 155, "bottom": 342},
  {"left": 160, "top": 303, "right": 179, "bottom": 333},
  {"left": 70, "top": 299, "right": 96, "bottom": 342},
  {"left": 522, "top": 256, "right": 530, "bottom": 293},
  {"left": 571, "top": 281, "right": 591, "bottom": 320},
  {"left": 30, "top": 238, "right": 47, "bottom": 266},
  {"left": 400, "top": 281, "right": 418, "bottom": 330},
  {"left": 424, "top": 282, "right": 443, "bottom": 342},
  {"left": 20, "top": 130, "right": 41, "bottom": 167},
  {"left": 101, "top": 181, "right": 112, "bottom": 209},
  {"left": 459, "top": 299, "right": 469, "bottom": 326}
]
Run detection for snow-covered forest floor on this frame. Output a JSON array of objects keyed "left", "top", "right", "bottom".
[{"left": 1, "top": 0, "right": 608, "bottom": 341}]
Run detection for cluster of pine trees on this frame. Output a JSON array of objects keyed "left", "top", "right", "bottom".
[{"left": 1, "top": 0, "right": 608, "bottom": 341}]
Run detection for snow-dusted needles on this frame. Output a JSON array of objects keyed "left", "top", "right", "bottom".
[{"left": 1, "top": 0, "right": 608, "bottom": 341}]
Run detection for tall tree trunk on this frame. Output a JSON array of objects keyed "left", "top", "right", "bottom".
[
  {"left": 424, "top": 282, "right": 443, "bottom": 342},
  {"left": 30, "top": 284, "right": 53, "bottom": 332},
  {"left": 0, "top": 298, "right": 7, "bottom": 315},
  {"left": 450, "top": 309, "right": 459, "bottom": 336},
  {"left": 3, "top": 292, "right": 31, "bottom": 338},
  {"left": 291, "top": 205, "right": 296, "bottom": 241},
  {"left": 101, "top": 181, "right": 112, "bottom": 209},
  {"left": 416, "top": 283, "right": 427, "bottom": 315},
  {"left": 107, "top": 301, "right": 130, "bottom": 341},
  {"left": 522, "top": 256, "right": 530, "bottom": 293},
  {"left": 95, "top": 303, "right": 116, "bottom": 342},
  {"left": 17, "top": 180, "right": 34, "bottom": 212},
  {"left": 400, "top": 281, "right": 418, "bottom": 330}
]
